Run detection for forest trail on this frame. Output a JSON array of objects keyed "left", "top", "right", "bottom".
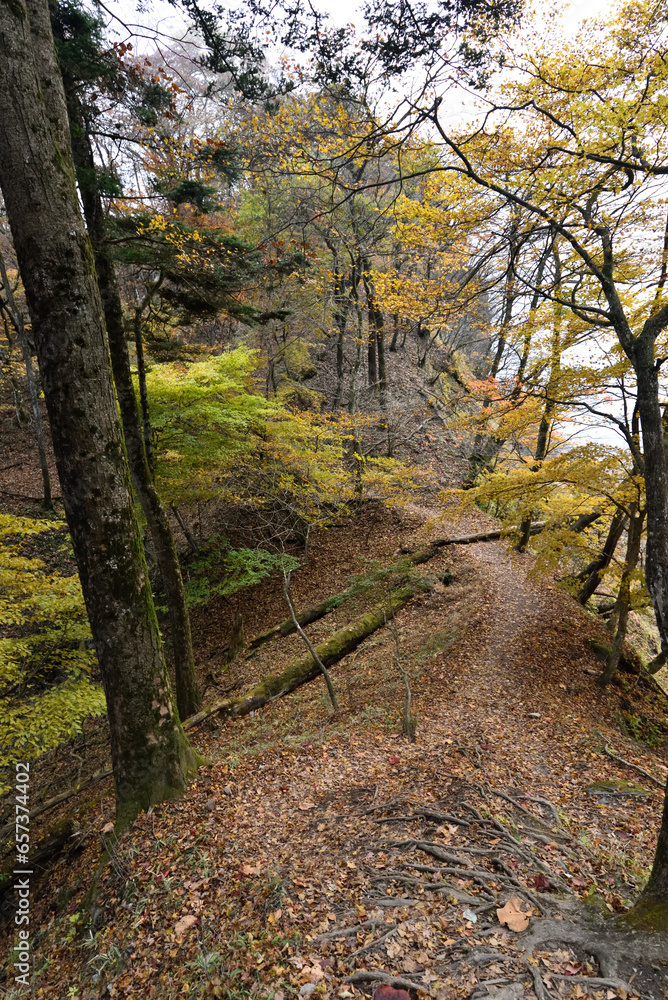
[{"left": 2, "top": 500, "right": 668, "bottom": 998}]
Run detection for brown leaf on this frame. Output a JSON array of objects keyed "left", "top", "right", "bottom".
[
  {"left": 174, "top": 914, "right": 198, "bottom": 939},
  {"left": 496, "top": 897, "right": 531, "bottom": 932},
  {"left": 298, "top": 800, "right": 316, "bottom": 811}
]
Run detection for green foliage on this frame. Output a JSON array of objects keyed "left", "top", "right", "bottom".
[
  {"left": 184, "top": 536, "right": 298, "bottom": 607},
  {"left": 0, "top": 514, "right": 105, "bottom": 792},
  {"left": 145, "top": 345, "right": 273, "bottom": 504},
  {"left": 147, "top": 346, "right": 424, "bottom": 543}
]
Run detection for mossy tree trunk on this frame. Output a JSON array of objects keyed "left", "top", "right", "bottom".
[
  {"left": 0, "top": 0, "right": 199, "bottom": 827},
  {"left": 64, "top": 89, "right": 201, "bottom": 719}
]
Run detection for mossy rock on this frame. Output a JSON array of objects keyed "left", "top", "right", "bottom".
[{"left": 586, "top": 778, "right": 653, "bottom": 798}]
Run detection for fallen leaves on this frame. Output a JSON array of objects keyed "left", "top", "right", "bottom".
[
  {"left": 496, "top": 897, "right": 532, "bottom": 932},
  {"left": 241, "top": 862, "right": 264, "bottom": 876}
]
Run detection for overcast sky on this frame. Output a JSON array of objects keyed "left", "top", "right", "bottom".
[{"left": 110, "top": 0, "right": 615, "bottom": 51}]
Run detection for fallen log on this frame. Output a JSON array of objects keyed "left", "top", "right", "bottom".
[
  {"left": 0, "top": 767, "right": 112, "bottom": 846},
  {"left": 247, "top": 556, "right": 431, "bottom": 653},
  {"left": 247, "top": 590, "right": 357, "bottom": 651},
  {"left": 405, "top": 521, "right": 547, "bottom": 554},
  {"left": 185, "top": 579, "right": 431, "bottom": 731}
]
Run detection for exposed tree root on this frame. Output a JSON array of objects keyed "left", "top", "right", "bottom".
[
  {"left": 343, "top": 970, "right": 433, "bottom": 993},
  {"left": 311, "top": 788, "right": 668, "bottom": 1000}
]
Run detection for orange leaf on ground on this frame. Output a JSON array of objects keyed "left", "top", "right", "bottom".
[{"left": 496, "top": 897, "right": 531, "bottom": 932}]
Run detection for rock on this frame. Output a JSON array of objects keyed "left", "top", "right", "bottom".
[
  {"left": 299, "top": 984, "right": 317, "bottom": 997},
  {"left": 205, "top": 798, "right": 217, "bottom": 811},
  {"left": 586, "top": 778, "right": 652, "bottom": 799},
  {"left": 224, "top": 785, "right": 232, "bottom": 796}
]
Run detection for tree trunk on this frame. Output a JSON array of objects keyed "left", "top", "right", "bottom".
[
  {"left": 0, "top": 0, "right": 198, "bottom": 827},
  {"left": 0, "top": 248, "right": 52, "bottom": 507},
  {"left": 65, "top": 95, "right": 201, "bottom": 719},
  {"left": 390, "top": 312, "right": 400, "bottom": 352},
  {"left": 331, "top": 259, "right": 347, "bottom": 409},
  {"left": 347, "top": 263, "right": 364, "bottom": 414},
  {"left": 517, "top": 255, "right": 562, "bottom": 551},
  {"left": 576, "top": 511, "right": 627, "bottom": 604},
  {"left": 598, "top": 507, "right": 644, "bottom": 688},
  {"left": 631, "top": 336, "right": 668, "bottom": 910},
  {"left": 368, "top": 324, "right": 378, "bottom": 390},
  {"left": 133, "top": 298, "right": 155, "bottom": 475}
]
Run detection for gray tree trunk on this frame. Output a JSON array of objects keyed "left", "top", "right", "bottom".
[
  {"left": 65, "top": 95, "right": 201, "bottom": 719},
  {"left": 0, "top": 0, "right": 199, "bottom": 827}
]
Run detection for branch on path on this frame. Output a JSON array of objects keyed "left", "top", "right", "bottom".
[
  {"left": 283, "top": 566, "right": 339, "bottom": 711},
  {"left": 603, "top": 744, "right": 665, "bottom": 790}
]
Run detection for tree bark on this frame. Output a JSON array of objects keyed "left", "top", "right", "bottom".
[
  {"left": 64, "top": 93, "right": 201, "bottom": 719},
  {"left": 331, "top": 256, "right": 348, "bottom": 410},
  {"left": 0, "top": 0, "right": 198, "bottom": 827},
  {"left": 134, "top": 292, "right": 156, "bottom": 475},
  {"left": 576, "top": 511, "right": 627, "bottom": 605}
]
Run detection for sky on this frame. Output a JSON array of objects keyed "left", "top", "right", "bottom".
[{"left": 110, "top": 0, "right": 616, "bottom": 51}]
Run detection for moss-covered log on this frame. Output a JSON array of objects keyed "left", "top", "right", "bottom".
[
  {"left": 247, "top": 543, "right": 456, "bottom": 654},
  {"left": 186, "top": 579, "right": 431, "bottom": 730},
  {"left": 247, "top": 593, "right": 351, "bottom": 650}
]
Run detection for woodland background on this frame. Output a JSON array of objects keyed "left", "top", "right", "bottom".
[{"left": 1, "top": 0, "right": 668, "bottom": 996}]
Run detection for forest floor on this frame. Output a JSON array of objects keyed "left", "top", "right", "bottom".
[{"left": 1, "top": 498, "right": 668, "bottom": 1000}]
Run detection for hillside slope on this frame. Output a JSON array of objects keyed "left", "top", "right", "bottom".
[{"left": 1, "top": 502, "right": 667, "bottom": 998}]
